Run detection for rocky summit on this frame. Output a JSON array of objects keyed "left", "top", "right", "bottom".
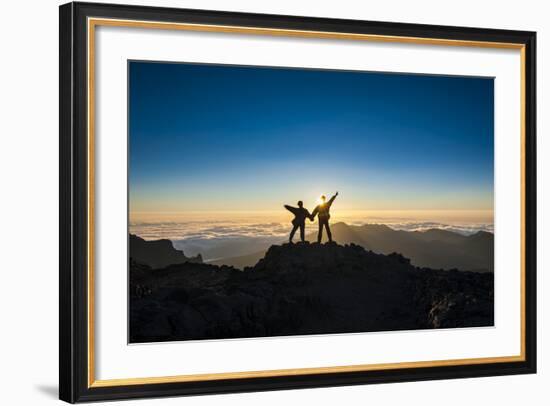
[{"left": 129, "top": 242, "right": 493, "bottom": 343}]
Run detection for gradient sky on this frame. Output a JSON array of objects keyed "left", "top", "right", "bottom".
[{"left": 129, "top": 61, "right": 494, "bottom": 216}]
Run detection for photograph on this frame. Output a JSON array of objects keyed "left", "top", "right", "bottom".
[
  {"left": 128, "top": 61, "right": 495, "bottom": 343},
  {"left": 54, "top": 1, "right": 537, "bottom": 402}
]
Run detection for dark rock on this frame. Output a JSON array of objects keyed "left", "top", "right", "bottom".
[
  {"left": 129, "top": 242, "right": 493, "bottom": 343},
  {"left": 129, "top": 234, "right": 202, "bottom": 269}
]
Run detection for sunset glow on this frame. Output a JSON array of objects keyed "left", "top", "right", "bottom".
[{"left": 129, "top": 61, "right": 494, "bottom": 239}]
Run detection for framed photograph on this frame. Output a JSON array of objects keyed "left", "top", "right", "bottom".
[{"left": 59, "top": 2, "right": 537, "bottom": 403}]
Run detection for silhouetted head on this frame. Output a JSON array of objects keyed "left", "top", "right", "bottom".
[
  {"left": 297, "top": 200, "right": 303, "bottom": 208},
  {"left": 321, "top": 195, "right": 326, "bottom": 203}
]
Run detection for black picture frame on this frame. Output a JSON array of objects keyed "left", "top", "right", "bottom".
[{"left": 60, "top": 1, "right": 537, "bottom": 403}]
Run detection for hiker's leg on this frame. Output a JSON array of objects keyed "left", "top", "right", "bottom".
[
  {"left": 317, "top": 221, "right": 323, "bottom": 243},
  {"left": 299, "top": 224, "right": 305, "bottom": 242},
  {"left": 325, "top": 222, "right": 332, "bottom": 242},
  {"left": 289, "top": 224, "right": 298, "bottom": 242}
]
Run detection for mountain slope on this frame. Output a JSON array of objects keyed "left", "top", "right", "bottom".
[
  {"left": 129, "top": 234, "right": 202, "bottom": 269},
  {"left": 130, "top": 242, "right": 493, "bottom": 343},
  {"left": 343, "top": 224, "right": 494, "bottom": 272}
]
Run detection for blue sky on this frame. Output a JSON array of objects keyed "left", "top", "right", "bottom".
[{"left": 129, "top": 61, "right": 494, "bottom": 214}]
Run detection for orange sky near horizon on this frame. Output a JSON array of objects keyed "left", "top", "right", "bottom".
[{"left": 130, "top": 208, "right": 493, "bottom": 226}]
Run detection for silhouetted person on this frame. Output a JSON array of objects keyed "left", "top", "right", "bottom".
[
  {"left": 284, "top": 201, "right": 313, "bottom": 243},
  {"left": 311, "top": 192, "right": 338, "bottom": 243}
]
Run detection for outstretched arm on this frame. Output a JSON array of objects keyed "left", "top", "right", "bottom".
[
  {"left": 284, "top": 205, "right": 298, "bottom": 215},
  {"left": 327, "top": 192, "right": 338, "bottom": 206}
]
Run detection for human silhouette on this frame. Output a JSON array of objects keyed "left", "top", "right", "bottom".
[
  {"left": 311, "top": 192, "right": 338, "bottom": 243},
  {"left": 284, "top": 201, "right": 313, "bottom": 243}
]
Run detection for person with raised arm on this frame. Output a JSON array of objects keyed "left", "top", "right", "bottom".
[{"left": 311, "top": 192, "right": 338, "bottom": 243}]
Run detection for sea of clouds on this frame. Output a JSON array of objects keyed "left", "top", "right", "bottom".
[
  {"left": 375, "top": 221, "right": 494, "bottom": 235},
  {"left": 130, "top": 218, "right": 493, "bottom": 260},
  {"left": 130, "top": 220, "right": 290, "bottom": 241},
  {"left": 130, "top": 219, "right": 494, "bottom": 242}
]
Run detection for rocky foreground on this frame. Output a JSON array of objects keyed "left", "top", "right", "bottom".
[{"left": 130, "top": 242, "right": 493, "bottom": 343}]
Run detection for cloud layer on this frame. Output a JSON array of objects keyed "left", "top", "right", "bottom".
[
  {"left": 130, "top": 219, "right": 493, "bottom": 242},
  {"left": 370, "top": 221, "right": 494, "bottom": 235},
  {"left": 130, "top": 220, "right": 289, "bottom": 241}
]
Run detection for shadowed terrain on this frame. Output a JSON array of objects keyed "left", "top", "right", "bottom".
[
  {"left": 129, "top": 234, "right": 202, "bottom": 269},
  {"left": 130, "top": 242, "right": 493, "bottom": 343}
]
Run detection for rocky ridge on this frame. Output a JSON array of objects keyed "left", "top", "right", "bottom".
[{"left": 130, "top": 242, "right": 493, "bottom": 343}]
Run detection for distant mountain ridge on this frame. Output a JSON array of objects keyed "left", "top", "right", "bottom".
[
  {"left": 130, "top": 242, "right": 493, "bottom": 343},
  {"left": 210, "top": 223, "right": 494, "bottom": 272},
  {"left": 129, "top": 234, "right": 202, "bottom": 269}
]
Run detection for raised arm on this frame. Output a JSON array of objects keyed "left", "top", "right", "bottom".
[{"left": 327, "top": 192, "right": 338, "bottom": 207}]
